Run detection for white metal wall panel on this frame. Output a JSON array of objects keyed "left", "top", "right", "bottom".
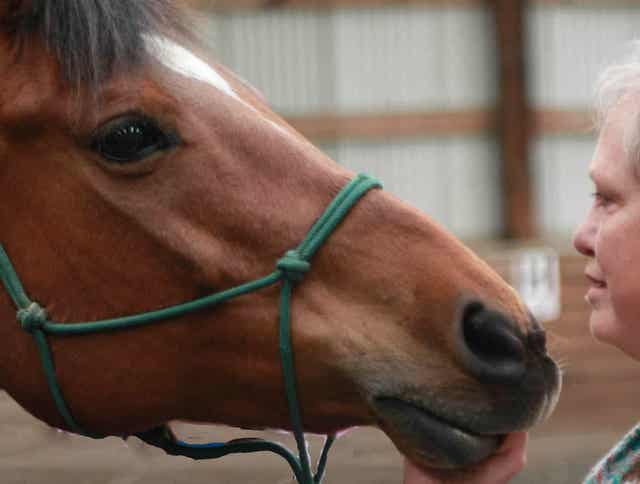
[
  {"left": 532, "top": 136, "right": 595, "bottom": 238},
  {"left": 335, "top": 139, "right": 449, "bottom": 226},
  {"left": 332, "top": 137, "right": 501, "bottom": 239},
  {"left": 193, "top": 14, "right": 223, "bottom": 53},
  {"left": 528, "top": 5, "right": 640, "bottom": 108},
  {"left": 439, "top": 8, "right": 497, "bottom": 109},
  {"left": 527, "top": 5, "right": 640, "bottom": 238},
  {"left": 209, "top": 10, "right": 333, "bottom": 114},
  {"left": 332, "top": 7, "right": 495, "bottom": 113},
  {"left": 332, "top": 8, "right": 445, "bottom": 112},
  {"left": 446, "top": 138, "right": 502, "bottom": 237},
  {"left": 193, "top": 8, "right": 500, "bottom": 239},
  {"left": 201, "top": 7, "right": 494, "bottom": 116}
]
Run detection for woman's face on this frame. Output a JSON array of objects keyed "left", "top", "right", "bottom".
[{"left": 573, "top": 95, "right": 640, "bottom": 361}]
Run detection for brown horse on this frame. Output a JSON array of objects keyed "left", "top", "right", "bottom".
[{"left": 0, "top": 0, "right": 560, "bottom": 480}]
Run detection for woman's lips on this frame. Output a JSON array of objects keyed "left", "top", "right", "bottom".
[
  {"left": 585, "top": 273, "right": 606, "bottom": 303},
  {"left": 585, "top": 273, "right": 606, "bottom": 288}
]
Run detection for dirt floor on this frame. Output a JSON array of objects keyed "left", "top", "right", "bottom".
[{"left": 0, "top": 390, "right": 637, "bottom": 484}]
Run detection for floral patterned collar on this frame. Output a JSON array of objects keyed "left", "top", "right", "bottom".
[{"left": 584, "top": 424, "right": 640, "bottom": 483}]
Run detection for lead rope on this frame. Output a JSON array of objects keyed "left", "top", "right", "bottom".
[{"left": 0, "top": 174, "right": 382, "bottom": 484}]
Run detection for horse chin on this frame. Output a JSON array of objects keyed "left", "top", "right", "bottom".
[{"left": 371, "top": 398, "right": 502, "bottom": 469}]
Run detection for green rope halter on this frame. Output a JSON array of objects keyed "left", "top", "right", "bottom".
[{"left": 0, "top": 173, "right": 382, "bottom": 484}]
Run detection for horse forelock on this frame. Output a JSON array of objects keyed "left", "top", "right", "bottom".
[{"left": 0, "top": 0, "right": 187, "bottom": 91}]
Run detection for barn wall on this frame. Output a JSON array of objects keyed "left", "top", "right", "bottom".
[
  {"left": 196, "top": 6, "right": 500, "bottom": 239},
  {"left": 195, "top": 3, "right": 640, "bottom": 242},
  {"left": 528, "top": 4, "right": 640, "bottom": 239}
]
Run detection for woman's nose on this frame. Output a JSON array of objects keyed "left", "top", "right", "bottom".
[{"left": 573, "top": 217, "right": 595, "bottom": 257}]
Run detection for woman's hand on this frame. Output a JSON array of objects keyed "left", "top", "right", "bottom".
[{"left": 403, "top": 432, "right": 528, "bottom": 484}]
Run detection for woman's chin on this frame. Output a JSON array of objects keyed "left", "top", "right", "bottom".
[
  {"left": 589, "top": 312, "right": 640, "bottom": 358},
  {"left": 588, "top": 307, "right": 615, "bottom": 341}
]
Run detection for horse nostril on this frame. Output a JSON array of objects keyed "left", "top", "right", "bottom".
[
  {"left": 460, "top": 301, "right": 526, "bottom": 384},
  {"left": 528, "top": 328, "right": 547, "bottom": 355}
]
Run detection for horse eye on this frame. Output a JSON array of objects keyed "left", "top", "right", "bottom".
[{"left": 92, "top": 116, "right": 175, "bottom": 164}]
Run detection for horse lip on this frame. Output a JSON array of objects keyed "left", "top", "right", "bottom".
[{"left": 372, "top": 397, "right": 502, "bottom": 469}]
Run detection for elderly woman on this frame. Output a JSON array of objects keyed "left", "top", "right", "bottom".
[{"left": 404, "top": 42, "right": 640, "bottom": 483}]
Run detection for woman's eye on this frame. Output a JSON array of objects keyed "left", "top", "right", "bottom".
[{"left": 92, "top": 116, "right": 176, "bottom": 164}]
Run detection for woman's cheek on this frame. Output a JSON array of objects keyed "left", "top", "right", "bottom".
[{"left": 602, "top": 216, "right": 640, "bottom": 321}]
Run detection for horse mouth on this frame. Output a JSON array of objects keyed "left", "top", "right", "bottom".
[{"left": 372, "top": 397, "right": 502, "bottom": 469}]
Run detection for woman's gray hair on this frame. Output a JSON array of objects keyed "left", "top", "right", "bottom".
[{"left": 595, "top": 40, "right": 640, "bottom": 168}]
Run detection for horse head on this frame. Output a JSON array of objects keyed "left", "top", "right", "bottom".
[{"left": 0, "top": 0, "right": 560, "bottom": 474}]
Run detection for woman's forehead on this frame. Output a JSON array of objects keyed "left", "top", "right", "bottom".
[
  {"left": 591, "top": 109, "right": 640, "bottom": 188},
  {"left": 598, "top": 95, "right": 640, "bottom": 151}
]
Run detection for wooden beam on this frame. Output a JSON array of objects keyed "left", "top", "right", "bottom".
[
  {"left": 533, "top": 0, "right": 640, "bottom": 5},
  {"left": 494, "top": 0, "right": 534, "bottom": 239},
  {"left": 285, "top": 110, "right": 495, "bottom": 140},
  {"left": 281, "top": 108, "right": 592, "bottom": 140},
  {"left": 185, "top": 0, "right": 634, "bottom": 10},
  {"left": 532, "top": 109, "right": 593, "bottom": 136},
  {"left": 185, "top": 0, "right": 490, "bottom": 10}
]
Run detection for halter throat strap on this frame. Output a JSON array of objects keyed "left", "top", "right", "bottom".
[{"left": 0, "top": 173, "right": 382, "bottom": 484}]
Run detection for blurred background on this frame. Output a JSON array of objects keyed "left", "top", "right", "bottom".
[{"left": 3, "top": 1, "right": 640, "bottom": 483}]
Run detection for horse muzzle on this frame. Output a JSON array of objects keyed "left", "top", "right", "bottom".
[{"left": 369, "top": 300, "right": 561, "bottom": 469}]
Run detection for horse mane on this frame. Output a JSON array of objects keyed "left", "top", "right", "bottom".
[{"left": 1, "top": 0, "right": 187, "bottom": 89}]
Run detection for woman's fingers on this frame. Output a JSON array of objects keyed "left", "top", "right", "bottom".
[
  {"left": 480, "top": 432, "right": 529, "bottom": 482},
  {"left": 403, "top": 432, "right": 529, "bottom": 484}
]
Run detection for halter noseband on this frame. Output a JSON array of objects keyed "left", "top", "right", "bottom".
[{"left": 0, "top": 173, "right": 382, "bottom": 484}]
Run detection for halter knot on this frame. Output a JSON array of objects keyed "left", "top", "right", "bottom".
[
  {"left": 277, "top": 250, "right": 310, "bottom": 283},
  {"left": 18, "top": 302, "right": 48, "bottom": 333}
]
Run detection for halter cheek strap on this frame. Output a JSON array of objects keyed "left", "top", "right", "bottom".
[{"left": 0, "top": 173, "right": 382, "bottom": 484}]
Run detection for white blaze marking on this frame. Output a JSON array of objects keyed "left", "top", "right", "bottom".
[
  {"left": 143, "top": 34, "right": 239, "bottom": 101},
  {"left": 143, "top": 35, "right": 292, "bottom": 138}
]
